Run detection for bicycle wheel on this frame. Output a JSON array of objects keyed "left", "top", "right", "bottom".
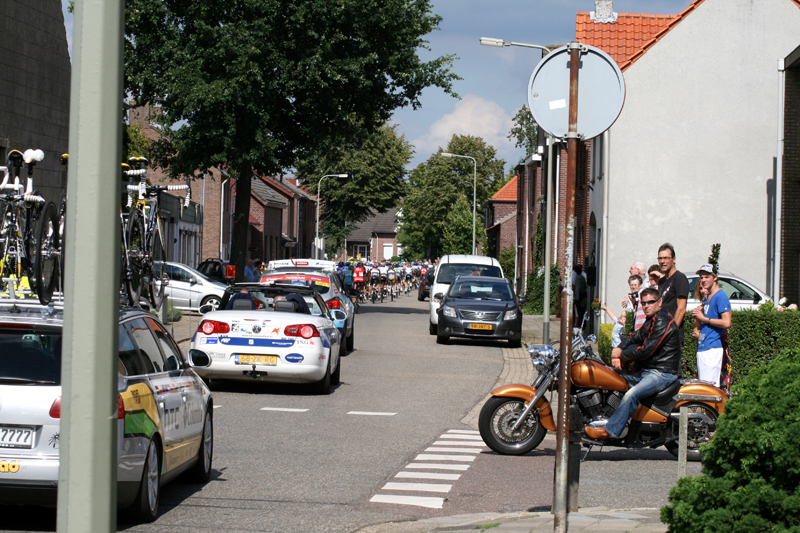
[
  {"left": 58, "top": 197, "right": 66, "bottom": 288},
  {"left": 35, "top": 202, "right": 59, "bottom": 305},
  {"left": 125, "top": 209, "right": 146, "bottom": 305},
  {"left": 148, "top": 220, "right": 166, "bottom": 310}
]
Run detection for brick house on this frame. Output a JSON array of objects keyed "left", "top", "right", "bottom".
[
  {"left": 345, "top": 208, "right": 401, "bottom": 261},
  {"left": 257, "top": 176, "right": 316, "bottom": 259},
  {"left": 485, "top": 175, "right": 518, "bottom": 256},
  {"left": 249, "top": 177, "right": 288, "bottom": 262}
]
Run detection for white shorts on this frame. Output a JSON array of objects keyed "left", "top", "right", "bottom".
[{"left": 697, "top": 347, "right": 724, "bottom": 387}]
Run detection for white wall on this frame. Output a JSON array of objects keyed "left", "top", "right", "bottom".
[{"left": 602, "top": 0, "right": 800, "bottom": 306}]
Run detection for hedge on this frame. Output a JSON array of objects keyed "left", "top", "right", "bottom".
[{"left": 595, "top": 306, "right": 800, "bottom": 385}]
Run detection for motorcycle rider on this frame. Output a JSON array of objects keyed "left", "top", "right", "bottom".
[{"left": 584, "top": 286, "right": 682, "bottom": 441}]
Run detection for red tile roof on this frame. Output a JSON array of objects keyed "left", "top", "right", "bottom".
[
  {"left": 491, "top": 175, "right": 517, "bottom": 201},
  {"left": 578, "top": 0, "right": 800, "bottom": 71}
]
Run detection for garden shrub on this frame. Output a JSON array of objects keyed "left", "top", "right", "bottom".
[
  {"left": 661, "top": 347, "right": 800, "bottom": 533},
  {"left": 522, "top": 264, "right": 560, "bottom": 315},
  {"left": 598, "top": 323, "right": 613, "bottom": 363}
]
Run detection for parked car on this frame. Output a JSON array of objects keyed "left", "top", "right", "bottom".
[
  {"left": 0, "top": 301, "right": 214, "bottom": 522},
  {"left": 429, "top": 255, "right": 503, "bottom": 335},
  {"left": 686, "top": 273, "right": 770, "bottom": 312},
  {"left": 154, "top": 261, "right": 227, "bottom": 312},
  {"left": 196, "top": 258, "right": 233, "bottom": 284},
  {"left": 418, "top": 268, "right": 434, "bottom": 301},
  {"left": 262, "top": 259, "right": 355, "bottom": 352},
  {"left": 434, "top": 276, "right": 527, "bottom": 347},
  {"left": 193, "top": 284, "right": 343, "bottom": 394}
]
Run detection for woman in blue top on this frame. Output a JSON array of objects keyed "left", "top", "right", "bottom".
[{"left": 690, "top": 264, "right": 732, "bottom": 388}]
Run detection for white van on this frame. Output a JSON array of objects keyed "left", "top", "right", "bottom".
[{"left": 428, "top": 254, "right": 503, "bottom": 335}]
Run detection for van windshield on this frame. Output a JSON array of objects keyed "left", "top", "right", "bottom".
[{"left": 436, "top": 264, "right": 502, "bottom": 285}]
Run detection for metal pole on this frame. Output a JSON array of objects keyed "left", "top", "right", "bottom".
[
  {"left": 543, "top": 135, "right": 554, "bottom": 343},
  {"left": 57, "top": 0, "right": 124, "bottom": 530},
  {"left": 774, "top": 60, "right": 785, "bottom": 301},
  {"left": 554, "top": 41, "right": 582, "bottom": 533},
  {"left": 678, "top": 406, "right": 688, "bottom": 478},
  {"left": 472, "top": 158, "right": 477, "bottom": 255}
]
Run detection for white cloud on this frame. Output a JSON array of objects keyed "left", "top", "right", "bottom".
[{"left": 412, "top": 94, "right": 515, "bottom": 160}]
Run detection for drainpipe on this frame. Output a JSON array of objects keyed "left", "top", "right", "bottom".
[
  {"left": 600, "top": 130, "right": 611, "bottom": 323},
  {"left": 554, "top": 147, "right": 561, "bottom": 263},
  {"left": 219, "top": 177, "right": 229, "bottom": 260},
  {"left": 524, "top": 166, "right": 530, "bottom": 295},
  {"left": 774, "top": 59, "right": 785, "bottom": 301},
  {"left": 543, "top": 135, "right": 555, "bottom": 343}
]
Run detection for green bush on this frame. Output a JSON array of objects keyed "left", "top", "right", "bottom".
[
  {"left": 163, "top": 300, "right": 183, "bottom": 324},
  {"left": 598, "top": 323, "right": 613, "bottom": 363},
  {"left": 661, "top": 347, "right": 800, "bottom": 532},
  {"left": 498, "top": 246, "right": 515, "bottom": 283},
  {"left": 522, "top": 264, "right": 560, "bottom": 315}
]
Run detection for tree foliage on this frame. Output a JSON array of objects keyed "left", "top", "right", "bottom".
[
  {"left": 398, "top": 134, "right": 505, "bottom": 258},
  {"left": 123, "top": 0, "right": 460, "bottom": 278},
  {"left": 507, "top": 106, "right": 538, "bottom": 157},
  {"left": 122, "top": 123, "right": 152, "bottom": 162},
  {"left": 661, "top": 347, "right": 800, "bottom": 533},
  {"left": 442, "top": 194, "right": 475, "bottom": 255}
]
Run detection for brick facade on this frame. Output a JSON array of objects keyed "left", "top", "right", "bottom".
[{"left": 782, "top": 65, "right": 800, "bottom": 302}]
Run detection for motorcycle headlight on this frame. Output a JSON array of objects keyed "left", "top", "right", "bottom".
[
  {"left": 504, "top": 309, "right": 518, "bottom": 320},
  {"left": 442, "top": 306, "right": 457, "bottom": 318}
]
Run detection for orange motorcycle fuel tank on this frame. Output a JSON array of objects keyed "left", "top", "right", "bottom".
[
  {"left": 570, "top": 360, "right": 628, "bottom": 392},
  {"left": 489, "top": 384, "right": 557, "bottom": 432}
]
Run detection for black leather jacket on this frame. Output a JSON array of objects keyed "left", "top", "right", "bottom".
[{"left": 618, "top": 309, "right": 682, "bottom": 375}]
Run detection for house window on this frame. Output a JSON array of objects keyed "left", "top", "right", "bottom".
[{"left": 354, "top": 245, "right": 368, "bottom": 259}]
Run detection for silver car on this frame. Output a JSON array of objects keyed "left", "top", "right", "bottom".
[
  {"left": 686, "top": 273, "right": 771, "bottom": 311},
  {"left": 0, "top": 302, "right": 214, "bottom": 522},
  {"left": 156, "top": 261, "right": 227, "bottom": 312}
]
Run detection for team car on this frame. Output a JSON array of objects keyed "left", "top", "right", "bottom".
[
  {"left": 0, "top": 302, "right": 214, "bottom": 523},
  {"left": 262, "top": 259, "right": 355, "bottom": 352},
  {"left": 191, "top": 283, "right": 343, "bottom": 394}
]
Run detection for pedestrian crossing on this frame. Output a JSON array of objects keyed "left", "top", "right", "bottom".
[{"left": 368, "top": 429, "right": 487, "bottom": 509}]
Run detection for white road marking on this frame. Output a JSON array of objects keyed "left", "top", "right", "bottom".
[
  {"left": 437, "top": 434, "right": 484, "bottom": 441},
  {"left": 414, "top": 454, "right": 474, "bottom": 462},
  {"left": 395, "top": 472, "right": 461, "bottom": 481},
  {"left": 382, "top": 482, "right": 452, "bottom": 493},
  {"left": 432, "top": 440, "right": 486, "bottom": 447},
  {"left": 405, "top": 463, "right": 470, "bottom": 471},
  {"left": 425, "top": 446, "right": 484, "bottom": 453},
  {"left": 347, "top": 411, "right": 396, "bottom": 416},
  {"left": 213, "top": 405, "right": 222, "bottom": 409},
  {"left": 446, "top": 429, "right": 480, "bottom": 435},
  {"left": 260, "top": 407, "right": 309, "bottom": 413},
  {"left": 369, "top": 495, "right": 443, "bottom": 509}
]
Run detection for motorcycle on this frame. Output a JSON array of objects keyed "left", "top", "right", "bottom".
[{"left": 478, "top": 316, "right": 728, "bottom": 461}]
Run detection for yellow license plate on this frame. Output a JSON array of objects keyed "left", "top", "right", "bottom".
[
  {"left": 467, "top": 323, "right": 493, "bottom": 330},
  {"left": 236, "top": 354, "right": 278, "bottom": 365}
]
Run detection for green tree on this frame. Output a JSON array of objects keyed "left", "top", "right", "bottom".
[
  {"left": 507, "top": 106, "right": 538, "bottom": 157},
  {"left": 442, "top": 194, "right": 475, "bottom": 254},
  {"left": 124, "top": 0, "right": 459, "bottom": 279},
  {"left": 398, "top": 134, "right": 505, "bottom": 257},
  {"left": 122, "top": 123, "right": 152, "bottom": 161}
]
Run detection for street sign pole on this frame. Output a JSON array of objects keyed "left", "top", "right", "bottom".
[
  {"left": 553, "top": 41, "right": 582, "bottom": 533},
  {"left": 57, "top": 0, "right": 124, "bottom": 531}
]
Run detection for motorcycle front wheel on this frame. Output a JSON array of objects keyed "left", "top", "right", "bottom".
[
  {"left": 665, "top": 402, "right": 718, "bottom": 462},
  {"left": 479, "top": 396, "right": 547, "bottom": 455}
]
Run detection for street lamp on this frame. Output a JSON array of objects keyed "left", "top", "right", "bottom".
[
  {"left": 441, "top": 152, "right": 477, "bottom": 255},
  {"left": 315, "top": 173, "right": 349, "bottom": 260},
  {"left": 479, "top": 37, "right": 551, "bottom": 54}
]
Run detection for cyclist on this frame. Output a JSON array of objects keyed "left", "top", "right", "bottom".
[
  {"left": 353, "top": 261, "right": 366, "bottom": 300},
  {"left": 368, "top": 261, "right": 381, "bottom": 301},
  {"left": 386, "top": 262, "right": 397, "bottom": 298},
  {"left": 403, "top": 262, "right": 413, "bottom": 293}
]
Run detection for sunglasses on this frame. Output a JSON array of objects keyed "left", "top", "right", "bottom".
[{"left": 641, "top": 299, "right": 659, "bottom": 306}]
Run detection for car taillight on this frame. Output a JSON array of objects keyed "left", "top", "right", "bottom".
[
  {"left": 284, "top": 324, "right": 320, "bottom": 339},
  {"left": 326, "top": 299, "right": 341, "bottom": 310},
  {"left": 118, "top": 395, "right": 125, "bottom": 419},
  {"left": 49, "top": 397, "right": 61, "bottom": 419},
  {"left": 199, "top": 320, "right": 230, "bottom": 335},
  {"left": 225, "top": 265, "right": 236, "bottom": 279}
]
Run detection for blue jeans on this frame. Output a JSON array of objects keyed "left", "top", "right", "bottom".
[{"left": 604, "top": 368, "right": 678, "bottom": 438}]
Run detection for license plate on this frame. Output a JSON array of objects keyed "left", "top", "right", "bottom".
[
  {"left": 235, "top": 354, "right": 278, "bottom": 365},
  {"left": 0, "top": 426, "right": 34, "bottom": 449},
  {"left": 467, "top": 323, "right": 493, "bottom": 330}
]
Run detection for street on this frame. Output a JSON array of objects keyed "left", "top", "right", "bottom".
[{"left": 0, "top": 296, "right": 699, "bottom": 533}]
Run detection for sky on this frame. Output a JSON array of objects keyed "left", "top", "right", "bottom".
[{"left": 60, "top": 0, "right": 694, "bottom": 174}]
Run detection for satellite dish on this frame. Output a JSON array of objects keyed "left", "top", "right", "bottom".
[{"left": 527, "top": 44, "right": 625, "bottom": 140}]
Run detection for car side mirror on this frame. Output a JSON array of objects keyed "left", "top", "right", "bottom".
[
  {"left": 190, "top": 277, "right": 198, "bottom": 285},
  {"left": 188, "top": 349, "right": 211, "bottom": 367},
  {"left": 199, "top": 303, "right": 214, "bottom": 314},
  {"left": 753, "top": 294, "right": 761, "bottom": 304},
  {"left": 331, "top": 309, "right": 347, "bottom": 321},
  {"left": 434, "top": 293, "right": 444, "bottom": 301},
  {"left": 519, "top": 297, "right": 529, "bottom": 305}
]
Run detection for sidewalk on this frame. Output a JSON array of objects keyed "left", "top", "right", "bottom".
[{"left": 357, "top": 507, "right": 666, "bottom": 533}]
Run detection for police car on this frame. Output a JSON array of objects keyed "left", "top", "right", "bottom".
[
  {"left": 191, "top": 283, "right": 343, "bottom": 394},
  {"left": 262, "top": 259, "right": 355, "bottom": 353},
  {"left": 0, "top": 301, "right": 213, "bottom": 522}
]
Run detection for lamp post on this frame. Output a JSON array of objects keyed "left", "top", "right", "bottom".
[
  {"left": 441, "top": 153, "right": 477, "bottom": 254},
  {"left": 315, "top": 174, "right": 349, "bottom": 260},
  {"left": 479, "top": 37, "right": 552, "bottom": 54}
]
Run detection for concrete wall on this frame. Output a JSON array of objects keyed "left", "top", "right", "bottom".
[
  {"left": 0, "top": 0, "right": 71, "bottom": 204},
  {"left": 603, "top": 0, "right": 800, "bottom": 307}
]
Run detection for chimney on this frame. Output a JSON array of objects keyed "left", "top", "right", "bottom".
[{"left": 592, "top": 0, "right": 617, "bottom": 23}]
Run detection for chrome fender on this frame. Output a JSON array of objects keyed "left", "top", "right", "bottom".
[{"left": 490, "top": 384, "right": 556, "bottom": 432}]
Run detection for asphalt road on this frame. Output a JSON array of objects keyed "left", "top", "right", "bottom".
[{"left": 1, "top": 294, "right": 701, "bottom": 532}]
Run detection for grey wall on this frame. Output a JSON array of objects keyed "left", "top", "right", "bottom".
[
  {"left": 602, "top": 0, "right": 800, "bottom": 306},
  {"left": 0, "top": 0, "right": 71, "bottom": 204}
]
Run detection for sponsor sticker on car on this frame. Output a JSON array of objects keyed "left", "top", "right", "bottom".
[
  {"left": 284, "top": 353, "right": 305, "bottom": 363},
  {"left": 261, "top": 274, "right": 330, "bottom": 288}
]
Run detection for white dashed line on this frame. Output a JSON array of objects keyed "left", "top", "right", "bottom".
[
  {"left": 425, "top": 447, "right": 484, "bottom": 453},
  {"left": 347, "top": 411, "right": 396, "bottom": 416},
  {"left": 369, "top": 495, "right": 444, "bottom": 508},
  {"left": 446, "top": 429, "right": 480, "bottom": 435},
  {"left": 437, "top": 434, "right": 484, "bottom": 440},
  {"left": 395, "top": 472, "right": 461, "bottom": 481},
  {"left": 405, "top": 463, "right": 470, "bottom": 471},
  {"left": 260, "top": 407, "right": 309, "bottom": 412},
  {"left": 414, "top": 454, "right": 475, "bottom": 462},
  {"left": 213, "top": 405, "right": 222, "bottom": 409},
  {"left": 382, "top": 482, "right": 452, "bottom": 493},
  {"left": 432, "top": 440, "right": 486, "bottom": 447}
]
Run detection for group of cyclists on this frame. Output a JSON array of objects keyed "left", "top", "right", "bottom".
[{"left": 336, "top": 258, "right": 435, "bottom": 304}]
